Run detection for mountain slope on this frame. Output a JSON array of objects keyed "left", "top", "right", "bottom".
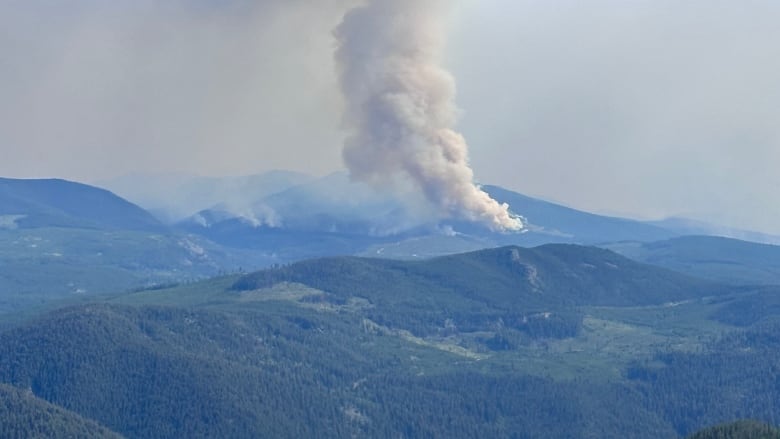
[
  {"left": 179, "top": 174, "right": 682, "bottom": 261},
  {"left": 178, "top": 173, "right": 421, "bottom": 260},
  {"left": 604, "top": 236, "right": 780, "bottom": 285},
  {"left": 0, "top": 178, "right": 279, "bottom": 314},
  {"left": 180, "top": 172, "right": 414, "bottom": 237},
  {"left": 0, "top": 302, "right": 676, "bottom": 439},
  {"left": 232, "top": 245, "right": 727, "bottom": 341},
  {"left": 0, "top": 178, "right": 163, "bottom": 231},
  {"left": 0, "top": 383, "right": 122, "bottom": 438},
  {"left": 0, "top": 243, "right": 777, "bottom": 437},
  {"left": 0, "top": 304, "right": 362, "bottom": 438},
  {"left": 484, "top": 185, "right": 675, "bottom": 244},
  {"left": 234, "top": 244, "right": 723, "bottom": 308},
  {"left": 630, "top": 323, "right": 780, "bottom": 436},
  {"left": 0, "top": 228, "right": 274, "bottom": 312}
]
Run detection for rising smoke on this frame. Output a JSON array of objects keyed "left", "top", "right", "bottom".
[{"left": 334, "top": 0, "right": 523, "bottom": 232}]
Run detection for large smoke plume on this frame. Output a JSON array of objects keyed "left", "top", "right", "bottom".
[{"left": 334, "top": 0, "right": 523, "bottom": 232}]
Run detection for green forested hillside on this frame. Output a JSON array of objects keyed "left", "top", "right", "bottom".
[
  {"left": 233, "top": 245, "right": 725, "bottom": 340},
  {"left": 0, "top": 305, "right": 369, "bottom": 438},
  {"left": 0, "top": 304, "right": 675, "bottom": 438},
  {"left": 628, "top": 322, "right": 780, "bottom": 434},
  {"left": 0, "top": 244, "right": 778, "bottom": 438},
  {"left": 686, "top": 420, "right": 780, "bottom": 439},
  {"left": 236, "top": 245, "right": 723, "bottom": 307},
  {"left": 0, "top": 382, "right": 122, "bottom": 438}
]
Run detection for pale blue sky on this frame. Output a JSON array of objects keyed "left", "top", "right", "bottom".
[{"left": 1, "top": 0, "right": 779, "bottom": 233}]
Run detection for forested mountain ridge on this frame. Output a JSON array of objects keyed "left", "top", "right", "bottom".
[
  {"left": 234, "top": 244, "right": 726, "bottom": 308},
  {"left": 231, "top": 245, "right": 733, "bottom": 342},
  {"left": 0, "top": 178, "right": 163, "bottom": 231},
  {"left": 0, "top": 302, "right": 679, "bottom": 438}
]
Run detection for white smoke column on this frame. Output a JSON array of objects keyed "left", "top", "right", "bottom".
[{"left": 334, "top": 0, "right": 523, "bottom": 232}]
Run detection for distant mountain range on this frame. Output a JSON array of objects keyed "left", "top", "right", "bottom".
[
  {"left": 604, "top": 235, "right": 780, "bottom": 285},
  {"left": 647, "top": 217, "right": 780, "bottom": 245},
  {"left": 4, "top": 172, "right": 780, "bottom": 313},
  {"left": 3, "top": 174, "right": 780, "bottom": 437},
  {"left": 169, "top": 172, "right": 780, "bottom": 261},
  {"left": 93, "top": 169, "right": 780, "bottom": 247},
  {"left": 173, "top": 172, "right": 682, "bottom": 258},
  {"left": 0, "top": 178, "right": 274, "bottom": 312}
]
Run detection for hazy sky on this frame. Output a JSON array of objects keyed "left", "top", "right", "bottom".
[{"left": 2, "top": 0, "right": 780, "bottom": 233}]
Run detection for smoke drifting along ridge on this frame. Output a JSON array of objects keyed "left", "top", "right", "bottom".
[{"left": 334, "top": 0, "right": 523, "bottom": 232}]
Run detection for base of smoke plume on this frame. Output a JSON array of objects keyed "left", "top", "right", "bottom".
[
  {"left": 193, "top": 206, "right": 527, "bottom": 238},
  {"left": 508, "top": 214, "right": 529, "bottom": 234}
]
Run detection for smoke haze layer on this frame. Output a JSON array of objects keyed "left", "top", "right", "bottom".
[
  {"left": 334, "top": 0, "right": 522, "bottom": 232},
  {"left": 0, "top": 0, "right": 354, "bottom": 180}
]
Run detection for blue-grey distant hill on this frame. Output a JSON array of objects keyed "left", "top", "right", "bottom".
[
  {"left": 604, "top": 235, "right": 780, "bottom": 285},
  {"left": 179, "top": 173, "right": 679, "bottom": 260},
  {"left": 647, "top": 217, "right": 780, "bottom": 245},
  {"left": 0, "top": 178, "right": 273, "bottom": 312},
  {"left": 484, "top": 185, "right": 675, "bottom": 244},
  {"left": 177, "top": 172, "right": 424, "bottom": 259},
  {"left": 0, "top": 178, "right": 163, "bottom": 231}
]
